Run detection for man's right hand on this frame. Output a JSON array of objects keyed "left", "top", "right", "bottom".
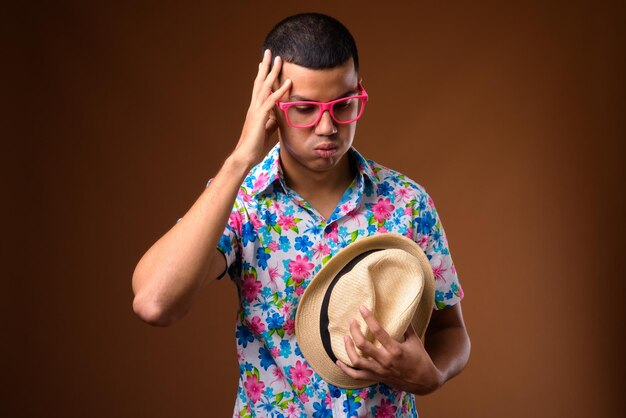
[{"left": 232, "top": 49, "right": 292, "bottom": 168}]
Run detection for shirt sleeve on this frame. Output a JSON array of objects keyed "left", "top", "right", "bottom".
[
  {"left": 412, "top": 188, "right": 464, "bottom": 310},
  {"left": 176, "top": 177, "right": 243, "bottom": 280}
]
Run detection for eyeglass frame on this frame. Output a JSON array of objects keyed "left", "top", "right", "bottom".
[{"left": 275, "top": 81, "right": 369, "bottom": 128}]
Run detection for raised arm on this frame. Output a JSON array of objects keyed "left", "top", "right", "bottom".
[{"left": 131, "top": 50, "right": 292, "bottom": 327}]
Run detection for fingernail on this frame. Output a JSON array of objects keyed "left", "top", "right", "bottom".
[
  {"left": 264, "top": 49, "right": 269, "bottom": 57},
  {"left": 359, "top": 305, "right": 367, "bottom": 314}
]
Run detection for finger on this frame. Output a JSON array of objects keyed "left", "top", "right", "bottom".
[
  {"left": 360, "top": 305, "right": 396, "bottom": 350},
  {"left": 348, "top": 318, "right": 377, "bottom": 358},
  {"left": 258, "top": 55, "right": 283, "bottom": 103},
  {"left": 349, "top": 317, "right": 393, "bottom": 369},
  {"left": 344, "top": 334, "right": 386, "bottom": 376},
  {"left": 262, "top": 78, "right": 291, "bottom": 112},
  {"left": 336, "top": 359, "right": 379, "bottom": 382},
  {"left": 251, "top": 49, "right": 272, "bottom": 102}
]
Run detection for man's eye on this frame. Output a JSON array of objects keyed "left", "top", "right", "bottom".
[
  {"left": 294, "top": 106, "right": 316, "bottom": 113},
  {"left": 335, "top": 100, "right": 353, "bottom": 109}
]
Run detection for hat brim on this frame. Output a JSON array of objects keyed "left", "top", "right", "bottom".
[{"left": 295, "top": 233, "right": 435, "bottom": 389}]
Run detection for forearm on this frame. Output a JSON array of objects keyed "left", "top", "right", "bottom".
[
  {"left": 423, "top": 325, "right": 471, "bottom": 391},
  {"left": 132, "top": 153, "right": 252, "bottom": 325}
]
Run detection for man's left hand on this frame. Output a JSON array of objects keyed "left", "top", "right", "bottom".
[{"left": 335, "top": 305, "right": 443, "bottom": 395}]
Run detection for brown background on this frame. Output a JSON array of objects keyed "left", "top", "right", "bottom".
[{"left": 5, "top": 1, "right": 625, "bottom": 417}]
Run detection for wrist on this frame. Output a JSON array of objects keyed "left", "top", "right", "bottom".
[
  {"left": 223, "top": 152, "right": 255, "bottom": 179},
  {"left": 408, "top": 365, "right": 444, "bottom": 396}
]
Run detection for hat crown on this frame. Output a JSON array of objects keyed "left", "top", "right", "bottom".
[{"left": 328, "top": 249, "right": 425, "bottom": 366}]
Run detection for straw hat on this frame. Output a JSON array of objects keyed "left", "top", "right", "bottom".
[{"left": 295, "top": 233, "right": 435, "bottom": 389}]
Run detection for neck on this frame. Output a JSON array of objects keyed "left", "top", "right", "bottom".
[{"left": 279, "top": 147, "right": 356, "bottom": 198}]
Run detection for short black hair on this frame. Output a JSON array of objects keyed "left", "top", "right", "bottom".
[{"left": 263, "top": 12, "right": 359, "bottom": 73}]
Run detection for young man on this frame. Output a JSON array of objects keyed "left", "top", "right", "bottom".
[{"left": 132, "top": 13, "right": 470, "bottom": 417}]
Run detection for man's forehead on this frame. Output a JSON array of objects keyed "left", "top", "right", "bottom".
[{"left": 277, "top": 60, "right": 359, "bottom": 101}]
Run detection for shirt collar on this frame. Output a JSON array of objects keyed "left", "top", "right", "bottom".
[{"left": 246, "top": 142, "right": 380, "bottom": 197}]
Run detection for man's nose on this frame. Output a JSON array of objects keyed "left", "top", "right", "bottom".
[{"left": 314, "top": 110, "right": 337, "bottom": 135}]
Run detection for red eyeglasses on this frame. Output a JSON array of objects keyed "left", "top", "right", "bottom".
[{"left": 275, "top": 82, "right": 368, "bottom": 128}]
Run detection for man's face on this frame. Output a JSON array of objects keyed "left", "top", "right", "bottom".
[{"left": 272, "top": 57, "right": 360, "bottom": 174}]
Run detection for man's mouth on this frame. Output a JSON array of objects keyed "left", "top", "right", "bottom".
[{"left": 314, "top": 143, "right": 338, "bottom": 150}]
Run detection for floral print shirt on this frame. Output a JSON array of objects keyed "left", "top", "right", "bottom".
[{"left": 180, "top": 143, "right": 464, "bottom": 417}]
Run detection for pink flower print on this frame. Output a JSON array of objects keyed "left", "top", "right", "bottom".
[
  {"left": 241, "top": 273, "right": 262, "bottom": 303},
  {"left": 403, "top": 228, "right": 412, "bottom": 239},
  {"left": 252, "top": 172, "right": 269, "bottom": 193},
  {"left": 283, "top": 318, "right": 295, "bottom": 336},
  {"left": 277, "top": 215, "right": 296, "bottom": 229},
  {"left": 288, "top": 255, "right": 314, "bottom": 283},
  {"left": 430, "top": 254, "right": 451, "bottom": 283},
  {"left": 286, "top": 402, "right": 301, "bottom": 418},
  {"left": 312, "top": 242, "right": 331, "bottom": 260},
  {"left": 374, "top": 399, "right": 397, "bottom": 418},
  {"left": 244, "top": 374, "right": 265, "bottom": 404},
  {"left": 340, "top": 202, "right": 352, "bottom": 215},
  {"left": 417, "top": 234, "right": 429, "bottom": 250},
  {"left": 268, "top": 241, "right": 279, "bottom": 251},
  {"left": 270, "top": 347, "right": 280, "bottom": 358},
  {"left": 378, "top": 226, "right": 388, "bottom": 233},
  {"left": 347, "top": 209, "right": 362, "bottom": 227},
  {"left": 325, "top": 223, "right": 338, "bottom": 242},
  {"left": 241, "top": 190, "right": 253, "bottom": 204},
  {"left": 289, "top": 360, "right": 313, "bottom": 390},
  {"left": 249, "top": 212, "right": 263, "bottom": 229},
  {"left": 247, "top": 316, "right": 265, "bottom": 335},
  {"left": 295, "top": 285, "right": 305, "bottom": 296},
  {"left": 324, "top": 392, "right": 332, "bottom": 406},
  {"left": 270, "top": 365, "right": 288, "bottom": 388},
  {"left": 358, "top": 388, "right": 369, "bottom": 400},
  {"left": 271, "top": 200, "right": 284, "bottom": 213},
  {"left": 372, "top": 197, "right": 395, "bottom": 223},
  {"left": 268, "top": 264, "right": 280, "bottom": 289},
  {"left": 229, "top": 211, "right": 243, "bottom": 234},
  {"left": 280, "top": 301, "right": 292, "bottom": 315},
  {"left": 395, "top": 186, "right": 412, "bottom": 202},
  {"left": 403, "top": 206, "right": 412, "bottom": 216},
  {"left": 298, "top": 392, "right": 309, "bottom": 403}
]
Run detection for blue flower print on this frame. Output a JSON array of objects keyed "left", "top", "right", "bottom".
[
  {"left": 313, "top": 401, "right": 332, "bottom": 418},
  {"left": 279, "top": 235, "right": 291, "bottom": 252},
  {"left": 267, "top": 312, "right": 284, "bottom": 333},
  {"left": 294, "top": 235, "right": 313, "bottom": 252},
  {"left": 219, "top": 234, "right": 232, "bottom": 254},
  {"left": 280, "top": 340, "right": 292, "bottom": 358},
  {"left": 236, "top": 325, "right": 254, "bottom": 348},
  {"left": 256, "top": 247, "right": 270, "bottom": 270},
  {"left": 416, "top": 211, "right": 435, "bottom": 235},
  {"left": 258, "top": 346, "right": 274, "bottom": 370},
  {"left": 262, "top": 210, "right": 277, "bottom": 227},
  {"left": 242, "top": 222, "right": 256, "bottom": 246},
  {"left": 377, "top": 181, "right": 393, "bottom": 196},
  {"left": 343, "top": 393, "right": 362, "bottom": 417}
]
